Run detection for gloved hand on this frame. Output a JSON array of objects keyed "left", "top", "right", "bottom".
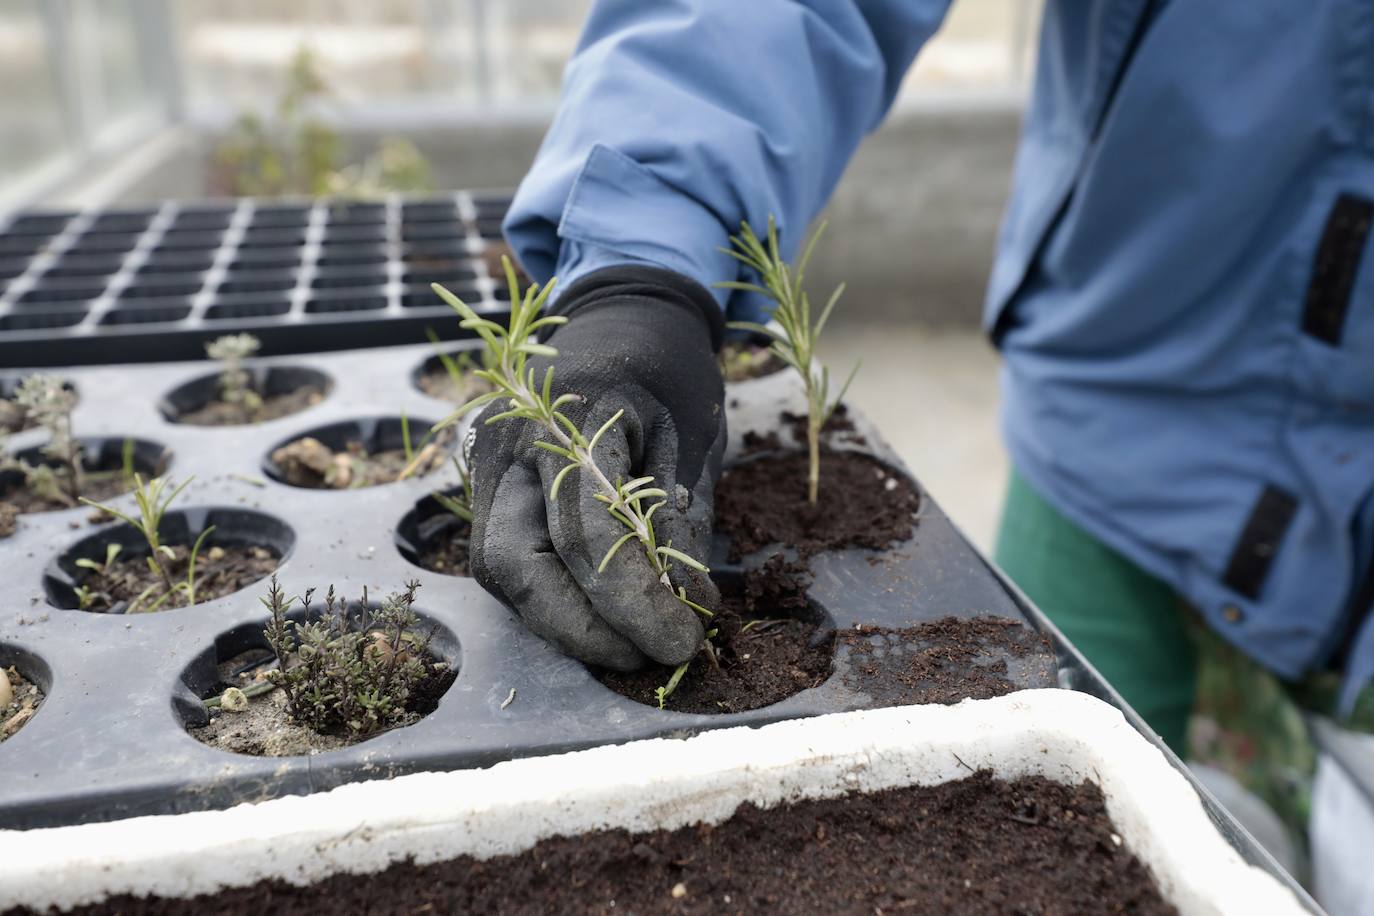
[{"left": 466, "top": 265, "right": 726, "bottom": 671}]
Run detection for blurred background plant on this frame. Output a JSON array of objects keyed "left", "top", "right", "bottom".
[{"left": 210, "top": 46, "right": 432, "bottom": 198}]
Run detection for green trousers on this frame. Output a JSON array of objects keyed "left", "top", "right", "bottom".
[{"left": 994, "top": 470, "right": 1199, "bottom": 755}]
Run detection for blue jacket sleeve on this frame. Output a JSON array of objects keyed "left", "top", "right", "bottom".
[{"left": 503, "top": 0, "right": 952, "bottom": 319}]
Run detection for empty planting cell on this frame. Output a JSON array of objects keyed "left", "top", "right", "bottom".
[
  {"left": 323, "top": 202, "right": 385, "bottom": 225},
  {"left": 400, "top": 202, "right": 458, "bottom": 221},
  {"left": 0, "top": 644, "right": 49, "bottom": 744},
  {"left": 120, "top": 277, "right": 204, "bottom": 299},
  {"left": 67, "top": 232, "right": 141, "bottom": 255},
  {"left": 316, "top": 245, "right": 387, "bottom": 268},
  {"left": 0, "top": 259, "right": 29, "bottom": 281},
  {"left": 321, "top": 224, "right": 387, "bottom": 245},
  {"left": 239, "top": 229, "right": 307, "bottom": 250},
  {"left": 401, "top": 285, "right": 472, "bottom": 309},
  {"left": 400, "top": 221, "right": 463, "bottom": 243},
  {"left": 264, "top": 416, "right": 450, "bottom": 489},
  {"left": 17, "top": 282, "right": 106, "bottom": 306},
  {"left": 229, "top": 249, "right": 305, "bottom": 272},
  {"left": 205, "top": 297, "right": 291, "bottom": 322},
  {"left": 153, "top": 230, "right": 225, "bottom": 252},
  {"left": 249, "top": 205, "right": 310, "bottom": 229},
  {"left": 89, "top": 212, "right": 152, "bottom": 234},
  {"left": 0, "top": 308, "right": 87, "bottom": 332},
  {"left": 217, "top": 271, "right": 297, "bottom": 296},
  {"left": 139, "top": 253, "right": 215, "bottom": 274},
  {"left": 402, "top": 241, "right": 469, "bottom": 266},
  {"left": 6, "top": 213, "right": 72, "bottom": 235},
  {"left": 100, "top": 300, "right": 193, "bottom": 326},
  {"left": 45, "top": 507, "right": 294, "bottom": 614},
  {"left": 311, "top": 266, "right": 388, "bottom": 290},
  {"left": 474, "top": 216, "right": 505, "bottom": 240},
  {"left": 42, "top": 255, "right": 125, "bottom": 279},
  {"left": 0, "top": 235, "right": 54, "bottom": 257},
  {"left": 170, "top": 210, "right": 233, "bottom": 232},
  {"left": 161, "top": 365, "right": 331, "bottom": 426},
  {"left": 401, "top": 264, "right": 477, "bottom": 287},
  {"left": 179, "top": 597, "right": 459, "bottom": 757},
  {"left": 304, "top": 293, "right": 387, "bottom": 314}
]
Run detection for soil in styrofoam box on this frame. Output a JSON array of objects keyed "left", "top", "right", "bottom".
[
  {"left": 44, "top": 772, "right": 1175, "bottom": 915},
  {"left": 74, "top": 545, "right": 279, "bottom": 614}
]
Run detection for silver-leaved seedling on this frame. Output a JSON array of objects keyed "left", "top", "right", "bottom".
[
  {"left": 719, "top": 217, "right": 858, "bottom": 505},
  {"left": 206, "top": 333, "right": 264, "bottom": 415},
  {"left": 431, "top": 257, "right": 716, "bottom": 705}
]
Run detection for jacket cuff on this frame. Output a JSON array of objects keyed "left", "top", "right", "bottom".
[{"left": 551, "top": 263, "right": 726, "bottom": 353}]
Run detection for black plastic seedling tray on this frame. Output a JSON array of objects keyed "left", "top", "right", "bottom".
[
  {"left": 0, "top": 193, "right": 515, "bottom": 367},
  {"left": 0, "top": 341, "right": 1062, "bottom": 831},
  {"left": 0, "top": 342, "right": 1316, "bottom": 910}
]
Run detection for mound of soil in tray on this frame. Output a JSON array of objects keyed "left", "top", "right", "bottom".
[
  {"left": 270, "top": 436, "right": 445, "bottom": 489},
  {"left": 176, "top": 387, "right": 324, "bottom": 427},
  {"left": 715, "top": 450, "right": 919, "bottom": 560},
  {"left": 0, "top": 666, "right": 42, "bottom": 742},
  {"left": 416, "top": 364, "right": 492, "bottom": 405},
  {"left": 74, "top": 544, "right": 280, "bottom": 613},
  {"left": 837, "top": 616, "right": 1054, "bottom": 707},
  {"left": 60, "top": 772, "right": 1175, "bottom": 915},
  {"left": 190, "top": 648, "right": 456, "bottom": 757},
  {"left": 596, "top": 559, "right": 833, "bottom": 713}
]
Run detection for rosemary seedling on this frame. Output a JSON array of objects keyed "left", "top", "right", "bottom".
[
  {"left": 719, "top": 218, "right": 858, "bottom": 504},
  {"left": 80, "top": 475, "right": 215, "bottom": 613},
  {"left": 432, "top": 258, "right": 713, "bottom": 614},
  {"left": 206, "top": 334, "right": 264, "bottom": 416}
]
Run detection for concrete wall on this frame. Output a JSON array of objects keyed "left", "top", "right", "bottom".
[{"left": 111, "top": 98, "right": 1023, "bottom": 328}]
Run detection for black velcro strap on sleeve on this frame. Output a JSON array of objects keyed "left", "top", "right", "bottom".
[
  {"left": 1223, "top": 485, "right": 1299, "bottom": 600},
  {"left": 1302, "top": 193, "right": 1374, "bottom": 346}
]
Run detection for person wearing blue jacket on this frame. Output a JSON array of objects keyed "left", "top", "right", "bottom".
[{"left": 466, "top": 0, "right": 1374, "bottom": 843}]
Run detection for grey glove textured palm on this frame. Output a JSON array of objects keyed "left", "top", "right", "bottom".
[{"left": 466, "top": 265, "right": 726, "bottom": 671}]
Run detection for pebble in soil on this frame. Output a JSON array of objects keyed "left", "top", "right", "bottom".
[
  {"left": 714, "top": 448, "right": 920, "bottom": 561},
  {"left": 73, "top": 544, "right": 281, "bottom": 613},
  {"left": 190, "top": 648, "right": 456, "bottom": 757},
  {"left": 269, "top": 435, "right": 447, "bottom": 489},
  {"left": 58, "top": 772, "right": 1176, "bottom": 916},
  {"left": 596, "top": 559, "right": 834, "bottom": 713},
  {"left": 175, "top": 386, "right": 325, "bottom": 427},
  {"left": 0, "top": 665, "right": 42, "bottom": 742}
]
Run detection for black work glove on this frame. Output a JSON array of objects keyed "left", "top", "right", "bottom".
[{"left": 467, "top": 265, "right": 726, "bottom": 671}]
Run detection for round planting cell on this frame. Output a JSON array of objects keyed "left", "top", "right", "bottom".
[
  {"left": 395, "top": 487, "right": 472, "bottom": 577},
  {"left": 0, "top": 437, "right": 168, "bottom": 517},
  {"left": 159, "top": 365, "right": 332, "bottom": 427},
  {"left": 45, "top": 507, "right": 294, "bottom": 614},
  {"left": 0, "top": 644, "right": 50, "bottom": 743},
  {"left": 264, "top": 416, "right": 451, "bottom": 490},
  {"left": 178, "top": 598, "right": 461, "bottom": 757},
  {"left": 411, "top": 348, "right": 493, "bottom": 405},
  {"left": 594, "top": 569, "right": 836, "bottom": 714}
]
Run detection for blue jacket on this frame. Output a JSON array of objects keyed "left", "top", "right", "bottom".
[{"left": 505, "top": 0, "right": 1374, "bottom": 705}]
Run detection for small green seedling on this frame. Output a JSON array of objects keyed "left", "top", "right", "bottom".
[
  {"left": 80, "top": 475, "right": 215, "bottom": 613},
  {"left": 260, "top": 575, "right": 440, "bottom": 736},
  {"left": 431, "top": 258, "right": 718, "bottom": 701},
  {"left": 719, "top": 217, "right": 858, "bottom": 505},
  {"left": 431, "top": 458, "right": 474, "bottom": 524},
  {"left": 206, "top": 334, "right": 264, "bottom": 416}
]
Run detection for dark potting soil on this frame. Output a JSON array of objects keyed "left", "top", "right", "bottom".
[
  {"left": 190, "top": 648, "right": 457, "bottom": 757},
  {"left": 417, "top": 520, "right": 472, "bottom": 577},
  {"left": 0, "top": 470, "right": 134, "bottom": 518},
  {"left": 51, "top": 772, "right": 1175, "bottom": 916},
  {"left": 270, "top": 437, "right": 445, "bottom": 489},
  {"left": 0, "top": 665, "right": 42, "bottom": 743},
  {"left": 596, "top": 559, "right": 832, "bottom": 713},
  {"left": 175, "top": 386, "right": 324, "bottom": 427},
  {"left": 837, "top": 616, "right": 1054, "bottom": 707},
  {"left": 714, "top": 450, "right": 919, "bottom": 561},
  {"left": 74, "top": 544, "right": 280, "bottom": 613},
  {"left": 740, "top": 404, "right": 862, "bottom": 456}
]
